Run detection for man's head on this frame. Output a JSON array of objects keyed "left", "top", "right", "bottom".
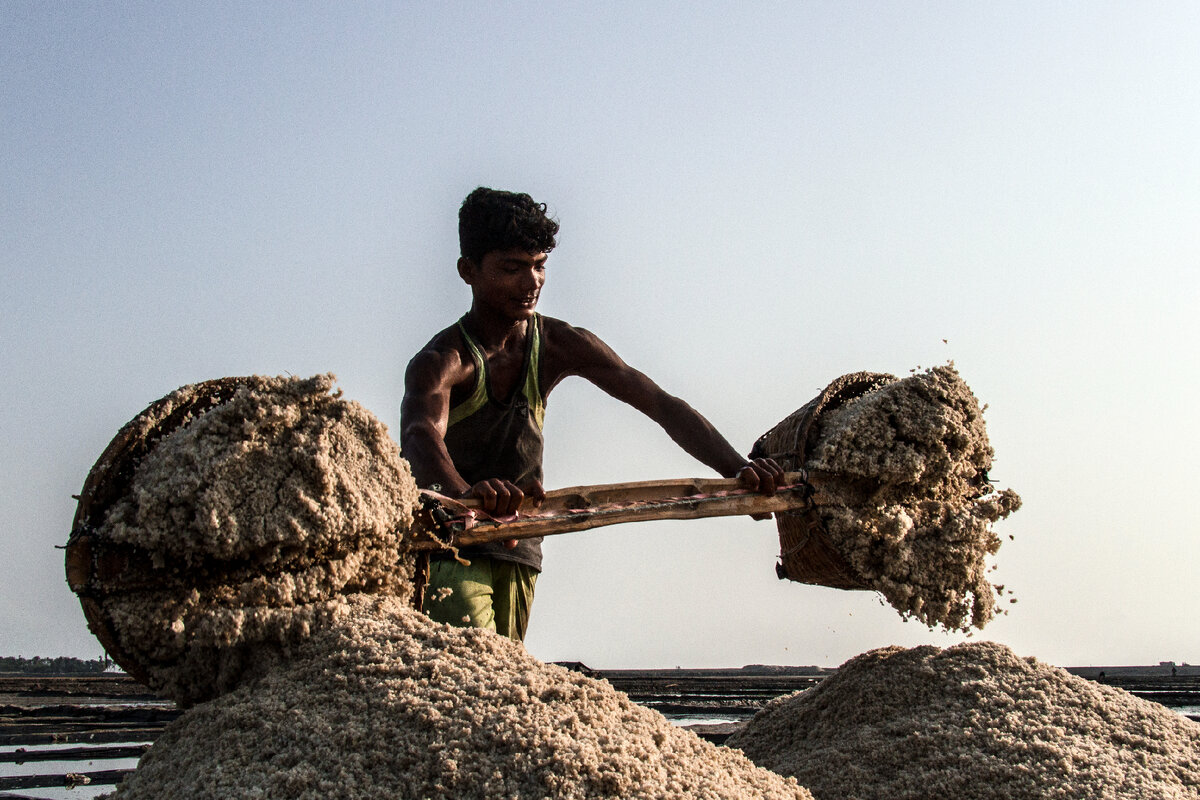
[{"left": 458, "top": 187, "right": 559, "bottom": 264}]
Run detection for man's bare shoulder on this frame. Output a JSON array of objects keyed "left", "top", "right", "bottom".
[
  {"left": 539, "top": 315, "right": 606, "bottom": 349},
  {"left": 539, "top": 315, "right": 627, "bottom": 389},
  {"left": 405, "top": 323, "right": 471, "bottom": 390},
  {"left": 540, "top": 315, "right": 613, "bottom": 358},
  {"left": 413, "top": 322, "right": 465, "bottom": 356}
]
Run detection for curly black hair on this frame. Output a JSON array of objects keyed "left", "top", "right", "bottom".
[{"left": 458, "top": 187, "right": 559, "bottom": 262}]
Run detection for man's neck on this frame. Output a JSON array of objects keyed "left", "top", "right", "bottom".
[{"left": 462, "top": 308, "right": 530, "bottom": 353}]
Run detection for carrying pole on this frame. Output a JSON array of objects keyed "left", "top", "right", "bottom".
[{"left": 412, "top": 471, "right": 828, "bottom": 550}]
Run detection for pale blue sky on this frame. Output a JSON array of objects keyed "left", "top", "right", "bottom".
[{"left": 3, "top": 2, "right": 1198, "bottom": 669}]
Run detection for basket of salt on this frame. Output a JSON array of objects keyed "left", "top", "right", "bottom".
[
  {"left": 64, "top": 374, "right": 419, "bottom": 705},
  {"left": 750, "top": 372, "right": 894, "bottom": 590},
  {"left": 66, "top": 376, "right": 257, "bottom": 685},
  {"left": 752, "top": 365, "right": 1020, "bottom": 631}
]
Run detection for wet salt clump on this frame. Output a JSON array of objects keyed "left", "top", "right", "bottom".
[{"left": 728, "top": 641, "right": 1200, "bottom": 799}]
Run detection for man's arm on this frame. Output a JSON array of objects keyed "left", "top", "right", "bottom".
[
  {"left": 546, "top": 322, "right": 784, "bottom": 493},
  {"left": 400, "top": 347, "right": 466, "bottom": 493},
  {"left": 400, "top": 346, "right": 537, "bottom": 517}
]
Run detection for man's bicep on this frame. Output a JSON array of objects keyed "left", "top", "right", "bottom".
[
  {"left": 571, "top": 340, "right": 675, "bottom": 419},
  {"left": 401, "top": 351, "right": 455, "bottom": 439},
  {"left": 551, "top": 322, "right": 679, "bottom": 419},
  {"left": 400, "top": 392, "right": 448, "bottom": 442}
]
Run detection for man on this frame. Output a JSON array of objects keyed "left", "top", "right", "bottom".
[{"left": 400, "top": 187, "right": 783, "bottom": 642}]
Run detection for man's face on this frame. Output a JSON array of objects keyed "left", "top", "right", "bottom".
[{"left": 460, "top": 248, "right": 548, "bottom": 321}]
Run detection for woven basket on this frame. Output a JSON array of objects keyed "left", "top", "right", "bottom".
[
  {"left": 65, "top": 377, "right": 261, "bottom": 684},
  {"left": 749, "top": 371, "right": 896, "bottom": 590}
]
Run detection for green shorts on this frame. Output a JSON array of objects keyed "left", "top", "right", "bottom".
[{"left": 422, "top": 556, "right": 539, "bottom": 642}]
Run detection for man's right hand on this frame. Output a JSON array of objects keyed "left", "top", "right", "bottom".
[
  {"left": 464, "top": 478, "right": 524, "bottom": 518},
  {"left": 463, "top": 478, "right": 545, "bottom": 549},
  {"left": 462, "top": 478, "right": 546, "bottom": 518}
]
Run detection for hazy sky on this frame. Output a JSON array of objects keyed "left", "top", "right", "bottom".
[{"left": 3, "top": 2, "right": 1197, "bottom": 670}]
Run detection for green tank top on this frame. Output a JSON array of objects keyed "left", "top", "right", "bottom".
[{"left": 442, "top": 313, "right": 546, "bottom": 570}]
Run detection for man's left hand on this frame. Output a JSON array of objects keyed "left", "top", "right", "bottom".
[
  {"left": 737, "top": 457, "right": 786, "bottom": 519},
  {"left": 737, "top": 457, "right": 785, "bottom": 495}
]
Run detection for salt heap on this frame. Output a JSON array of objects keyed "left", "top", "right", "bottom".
[
  {"left": 91, "top": 374, "right": 810, "bottom": 799},
  {"left": 727, "top": 641, "right": 1200, "bottom": 799},
  {"left": 104, "top": 593, "right": 811, "bottom": 800},
  {"left": 806, "top": 365, "right": 1020, "bottom": 630},
  {"left": 92, "top": 374, "right": 420, "bottom": 706}
]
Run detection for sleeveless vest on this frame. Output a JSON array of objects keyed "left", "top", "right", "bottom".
[{"left": 442, "top": 314, "right": 545, "bottom": 570}]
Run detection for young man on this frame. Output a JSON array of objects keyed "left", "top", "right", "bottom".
[{"left": 400, "top": 187, "right": 783, "bottom": 642}]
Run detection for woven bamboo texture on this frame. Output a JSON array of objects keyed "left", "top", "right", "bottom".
[
  {"left": 65, "top": 377, "right": 261, "bottom": 684},
  {"left": 750, "top": 371, "right": 895, "bottom": 590}
]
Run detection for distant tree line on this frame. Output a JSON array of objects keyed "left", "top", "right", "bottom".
[{"left": 0, "top": 655, "right": 111, "bottom": 674}]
